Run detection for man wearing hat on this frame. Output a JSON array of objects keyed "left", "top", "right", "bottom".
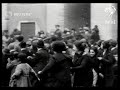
[{"left": 32, "top": 39, "right": 50, "bottom": 73}]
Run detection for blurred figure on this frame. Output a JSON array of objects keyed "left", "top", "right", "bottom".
[
  {"left": 91, "top": 25, "right": 100, "bottom": 43},
  {"left": 8, "top": 35, "right": 24, "bottom": 52},
  {"left": 6, "top": 52, "right": 21, "bottom": 78},
  {"left": 9, "top": 53, "right": 40, "bottom": 87},
  {"left": 92, "top": 25, "right": 99, "bottom": 34},
  {"left": 54, "top": 25, "right": 62, "bottom": 40},
  {"left": 32, "top": 39, "right": 50, "bottom": 73},
  {"left": 38, "top": 31, "right": 46, "bottom": 39},
  {"left": 1, "top": 48, "right": 11, "bottom": 87},
  {"left": 10, "top": 29, "right": 21, "bottom": 37},
  {"left": 89, "top": 46, "right": 100, "bottom": 87},
  {"left": 96, "top": 40, "right": 104, "bottom": 57},
  {"left": 2, "top": 30, "right": 10, "bottom": 47},
  {"left": 98, "top": 40, "right": 116, "bottom": 87},
  {"left": 38, "top": 41, "right": 73, "bottom": 87},
  {"left": 66, "top": 43, "right": 75, "bottom": 57},
  {"left": 108, "top": 39, "right": 118, "bottom": 88},
  {"left": 71, "top": 41, "right": 93, "bottom": 87}
]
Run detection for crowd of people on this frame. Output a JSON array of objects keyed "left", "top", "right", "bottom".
[{"left": 1, "top": 25, "right": 118, "bottom": 87}]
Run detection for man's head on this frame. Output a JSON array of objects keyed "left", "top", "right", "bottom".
[
  {"left": 15, "top": 35, "right": 24, "bottom": 42},
  {"left": 37, "top": 39, "right": 44, "bottom": 48},
  {"left": 55, "top": 25, "right": 60, "bottom": 29},
  {"left": 51, "top": 41, "right": 66, "bottom": 53}
]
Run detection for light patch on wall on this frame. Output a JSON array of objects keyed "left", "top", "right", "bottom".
[
  {"left": 46, "top": 3, "right": 64, "bottom": 33},
  {"left": 91, "top": 3, "right": 117, "bottom": 40},
  {"left": 2, "top": 3, "right": 8, "bottom": 30}
]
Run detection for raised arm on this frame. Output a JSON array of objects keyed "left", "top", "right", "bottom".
[{"left": 38, "top": 56, "right": 55, "bottom": 75}]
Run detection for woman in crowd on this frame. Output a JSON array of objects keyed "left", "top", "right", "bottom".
[
  {"left": 9, "top": 53, "right": 40, "bottom": 87},
  {"left": 2, "top": 25, "right": 118, "bottom": 87},
  {"left": 38, "top": 41, "right": 73, "bottom": 87},
  {"left": 6, "top": 51, "right": 21, "bottom": 87},
  {"left": 88, "top": 46, "right": 100, "bottom": 87},
  {"left": 70, "top": 40, "right": 93, "bottom": 87},
  {"left": 98, "top": 40, "right": 116, "bottom": 87}
]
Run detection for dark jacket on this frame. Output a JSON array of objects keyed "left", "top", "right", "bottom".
[
  {"left": 100, "top": 50, "right": 116, "bottom": 76},
  {"left": 1, "top": 53, "right": 11, "bottom": 86},
  {"left": 20, "top": 48, "right": 33, "bottom": 66},
  {"left": 97, "top": 48, "right": 104, "bottom": 57},
  {"left": 100, "top": 50, "right": 116, "bottom": 87},
  {"left": 40, "top": 53, "right": 73, "bottom": 87},
  {"left": 72, "top": 52, "right": 93, "bottom": 87},
  {"left": 33, "top": 48, "right": 49, "bottom": 73}
]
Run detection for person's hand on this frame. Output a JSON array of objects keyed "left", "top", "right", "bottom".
[
  {"left": 38, "top": 71, "right": 42, "bottom": 75},
  {"left": 98, "top": 57, "right": 103, "bottom": 60},
  {"left": 99, "top": 73, "right": 104, "bottom": 78},
  {"left": 38, "top": 78, "right": 40, "bottom": 81},
  {"left": 11, "top": 75, "right": 16, "bottom": 80},
  {"left": 27, "top": 56, "right": 33, "bottom": 59}
]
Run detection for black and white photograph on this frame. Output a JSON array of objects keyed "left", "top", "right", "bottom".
[{"left": 1, "top": 3, "right": 118, "bottom": 87}]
